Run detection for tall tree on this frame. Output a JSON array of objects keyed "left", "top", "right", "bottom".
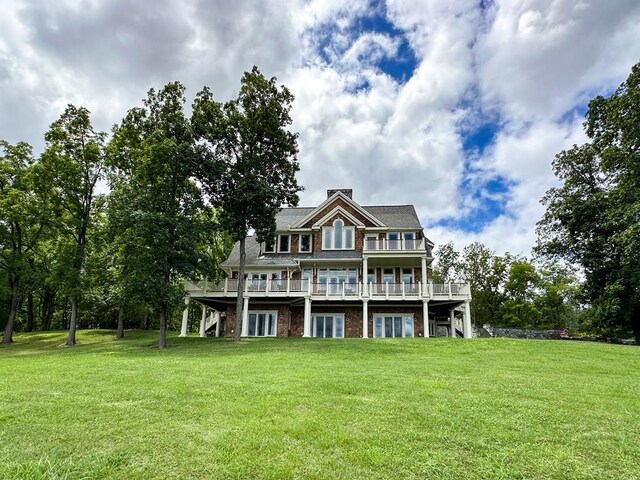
[
  {"left": 40, "top": 105, "right": 106, "bottom": 346},
  {"left": 537, "top": 62, "right": 640, "bottom": 343},
  {"left": 432, "top": 241, "right": 459, "bottom": 283},
  {"left": 109, "top": 82, "right": 211, "bottom": 348},
  {"left": 0, "top": 141, "right": 52, "bottom": 343},
  {"left": 193, "top": 66, "right": 302, "bottom": 341}
]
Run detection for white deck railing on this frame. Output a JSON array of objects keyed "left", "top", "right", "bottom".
[
  {"left": 186, "top": 279, "right": 470, "bottom": 300},
  {"left": 363, "top": 238, "right": 427, "bottom": 252}
]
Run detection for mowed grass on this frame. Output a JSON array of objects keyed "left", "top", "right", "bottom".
[{"left": 0, "top": 331, "right": 639, "bottom": 480}]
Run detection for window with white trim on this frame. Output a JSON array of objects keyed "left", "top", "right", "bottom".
[
  {"left": 278, "top": 235, "right": 290, "bottom": 253},
  {"left": 311, "top": 314, "right": 344, "bottom": 338},
  {"left": 322, "top": 219, "right": 354, "bottom": 250},
  {"left": 299, "top": 234, "right": 312, "bottom": 253},
  {"left": 263, "top": 239, "right": 275, "bottom": 253},
  {"left": 401, "top": 268, "right": 414, "bottom": 284},
  {"left": 247, "top": 311, "right": 278, "bottom": 337},
  {"left": 373, "top": 314, "right": 414, "bottom": 338},
  {"left": 317, "top": 268, "right": 357, "bottom": 294},
  {"left": 382, "top": 268, "right": 395, "bottom": 284}
]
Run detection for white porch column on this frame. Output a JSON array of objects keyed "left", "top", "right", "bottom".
[
  {"left": 199, "top": 304, "right": 207, "bottom": 337},
  {"left": 362, "top": 300, "right": 369, "bottom": 338},
  {"left": 422, "top": 300, "right": 430, "bottom": 338},
  {"left": 463, "top": 300, "right": 472, "bottom": 338},
  {"left": 179, "top": 297, "right": 190, "bottom": 337},
  {"left": 362, "top": 256, "right": 368, "bottom": 295},
  {"left": 241, "top": 297, "right": 250, "bottom": 337},
  {"left": 303, "top": 296, "right": 312, "bottom": 337},
  {"left": 214, "top": 311, "right": 221, "bottom": 337},
  {"left": 449, "top": 309, "right": 456, "bottom": 338},
  {"left": 421, "top": 256, "right": 428, "bottom": 297}
]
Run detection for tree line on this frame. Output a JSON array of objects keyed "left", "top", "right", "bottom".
[
  {"left": 435, "top": 61, "right": 640, "bottom": 343},
  {"left": 1, "top": 66, "right": 302, "bottom": 348}
]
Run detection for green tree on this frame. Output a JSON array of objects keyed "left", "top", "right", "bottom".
[
  {"left": 109, "top": 82, "right": 212, "bottom": 348},
  {"left": 500, "top": 261, "right": 540, "bottom": 328},
  {"left": 0, "top": 141, "right": 52, "bottom": 343},
  {"left": 192, "top": 66, "right": 302, "bottom": 342},
  {"left": 537, "top": 62, "right": 640, "bottom": 343},
  {"left": 432, "top": 241, "right": 459, "bottom": 283},
  {"left": 40, "top": 105, "right": 107, "bottom": 346}
]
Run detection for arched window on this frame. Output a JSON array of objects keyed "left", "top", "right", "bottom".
[
  {"left": 322, "top": 218, "right": 355, "bottom": 250},
  {"left": 333, "top": 219, "right": 343, "bottom": 248}
]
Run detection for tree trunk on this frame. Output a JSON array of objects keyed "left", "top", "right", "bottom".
[
  {"left": 234, "top": 238, "right": 246, "bottom": 342},
  {"left": 66, "top": 296, "right": 78, "bottom": 346},
  {"left": 25, "top": 291, "right": 34, "bottom": 332},
  {"left": 140, "top": 311, "right": 148, "bottom": 330},
  {"left": 159, "top": 304, "right": 167, "bottom": 348},
  {"left": 41, "top": 286, "right": 55, "bottom": 331},
  {"left": 2, "top": 277, "right": 20, "bottom": 344},
  {"left": 632, "top": 302, "right": 640, "bottom": 345},
  {"left": 116, "top": 300, "right": 125, "bottom": 339}
]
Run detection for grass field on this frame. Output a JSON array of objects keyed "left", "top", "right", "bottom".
[{"left": 0, "top": 331, "right": 638, "bottom": 480}]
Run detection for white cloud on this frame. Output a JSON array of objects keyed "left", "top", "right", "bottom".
[{"left": 0, "top": 0, "right": 639, "bottom": 258}]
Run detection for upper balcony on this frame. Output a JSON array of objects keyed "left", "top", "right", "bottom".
[
  {"left": 363, "top": 237, "right": 431, "bottom": 255},
  {"left": 185, "top": 279, "right": 470, "bottom": 301}
]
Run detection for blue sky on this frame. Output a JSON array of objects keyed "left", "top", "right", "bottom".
[{"left": 1, "top": 0, "right": 639, "bottom": 255}]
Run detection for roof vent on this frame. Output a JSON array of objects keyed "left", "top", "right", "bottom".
[{"left": 327, "top": 189, "right": 352, "bottom": 199}]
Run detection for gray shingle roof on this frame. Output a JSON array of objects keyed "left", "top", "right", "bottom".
[
  {"left": 361, "top": 205, "right": 422, "bottom": 229},
  {"left": 276, "top": 207, "right": 314, "bottom": 230}
]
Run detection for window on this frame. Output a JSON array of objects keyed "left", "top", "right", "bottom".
[
  {"left": 278, "top": 234, "right": 290, "bottom": 253},
  {"left": 401, "top": 268, "right": 414, "bottom": 284},
  {"left": 403, "top": 232, "right": 416, "bottom": 249},
  {"left": 302, "top": 268, "right": 312, "bottom": 289},
  {"left": 247, "top": 311, "right": 277, "bottom": 337},
  {"left": 365, "top": 235, "right": 378, "bottom": 250},
  {"left": 311, "top": 315, "right": 344, "bottom": 338},
  {"left": 263, "top": 239, "right": 275, "bottom": 253},
  {"left": 317, "top": 268, "right": 357, "bottom": 294},
  {"left": 382, "top": 268, "right": 395, "bottom": 284},
  {"left": 322, "top": 219, "right": 354, "bottom": 250},
  {"left": 367, "top": 268, "right": 376, "bottom": 284},
  {"left": 388, "top": 232, "right": 400, "bottom": 250},
  {"left": 299, "top": 234, "right": 312, "bottom": 253},
  {"left": 373, "top": 315, "right": 413, "bottom": 338}
]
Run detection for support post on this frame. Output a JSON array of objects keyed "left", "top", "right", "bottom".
[
  {"left": 421, "top": 256, "right": 428, "bottom": 297},
  {"left": 463, "top": 300, "right": 472, "bottom": 338},
  {"left": 362, "top": 256, "right": 368, "bottom": 295},
  {"left": 180, "top": 297, "right": 190, "bottom": 337},
  {"left": 362, "top": 300, "right": 369, "bottom": 338},
  {"left": 199, "top": 304, "right": 207, "bottom": 337},
  {"left": 303, "top": 296, "right": 312, "bottom": 337},
  {"left": 241, "top": 297, "right": 249, "bottom": 337},
  {"left": 450, "top": 309, "right": 456, "bottom": 338},
  {"left": 214, "top": 311, "right": 221, "bottom": 337},
  {"left": 422, "top": 300, "right": 430, "bottom": 338}
]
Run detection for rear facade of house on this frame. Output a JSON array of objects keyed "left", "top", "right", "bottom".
[{"left": 184, "top": 189, "right": 472, "bottom": 339}]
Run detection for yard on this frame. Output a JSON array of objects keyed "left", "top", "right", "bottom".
[{"left": 0, "top": 331, "right": 638, "bottom": 479}]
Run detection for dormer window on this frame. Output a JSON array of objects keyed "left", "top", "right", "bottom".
[
  {"left": 299, "top": 234, "right": 312, "bottom": 253},
  {"left": 263, "top": 239, "right": 275, "bottom": 254},
  {"left": 278, "top": 234, "right": 290, "bottom": 253},
  {"left": 322, "top": 219, "right": 354, "bottom": 250}
]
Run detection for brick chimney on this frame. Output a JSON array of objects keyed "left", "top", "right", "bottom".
[{"left": 327, "top": 189, "right": 353, "bottom": 199}]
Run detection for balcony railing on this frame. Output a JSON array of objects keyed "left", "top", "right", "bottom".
[
  {"left": 185, "top": 279, "right": 470, "bottom": 299},
  {"left": 364, "top": 238, "right": 427, "bottom": 252}
]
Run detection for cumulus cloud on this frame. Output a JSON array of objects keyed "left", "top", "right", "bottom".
[{"left": 0, "top": 0, "right": 639, "bottom": 257}]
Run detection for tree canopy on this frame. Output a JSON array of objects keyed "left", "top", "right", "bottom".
[
  {"left": 192, "top": 66, "right": 302, "bottom": 341},
  {"left": 536, "top": 61, "right": 640, "bottom": 343}
]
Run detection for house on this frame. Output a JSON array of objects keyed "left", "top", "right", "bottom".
[{"left": 182, "top": 189, "right": 472, "bottom": 338}]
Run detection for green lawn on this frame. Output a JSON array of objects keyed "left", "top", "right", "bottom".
[{"left": 0, "top": 331, "right": 638, "bottom": 480}]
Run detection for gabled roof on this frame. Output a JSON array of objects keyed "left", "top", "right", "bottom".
[
  {"left": 312, "top": 206, "right": 366, "bottom": 229},
  {"left": 291, "top": 191, "right": 386, "bottom": 228}
]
